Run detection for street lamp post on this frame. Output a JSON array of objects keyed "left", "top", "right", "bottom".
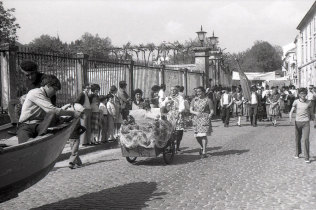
[{"left": 196, "top": 25, "right": 207, "bottom": 47}]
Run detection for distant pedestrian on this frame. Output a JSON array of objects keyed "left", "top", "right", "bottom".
[
  {"left": 267, "top": 86, "right": 280, "bottom": 126},
  {"left": 65, "top": 103, "right": 86, "bottom": 169},
  {"left": 248, "top": 86, "right": 260, "bottom": 127},
  {"left": 190, "top": 86, "right": 214, "bottom": 158},
  {"left": 117, "top": 81, "right": 131, "bottom": 120},
  {"left": 289, "top": 88, "right": 313, "bottom": 163},
  {"left": 220, "top": 88, "right": 232, "bottom": 127},
  {"left": 158, "top": 84, "right": 166, "bottom": 107},
  {"left": 232, "top": 86, "right": 243, "bottom": 127}
]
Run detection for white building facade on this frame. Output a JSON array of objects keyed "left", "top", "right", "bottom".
[
  {"left": 282, "top": 43, "right": 297, "bottom": 87},
  {"left": 296, "top": 1, "right": 316, "bottom": 88}
]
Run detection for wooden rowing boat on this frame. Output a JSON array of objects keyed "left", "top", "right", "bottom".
[{"left": 0, "top": 119, "right": 79, "bottom": 203}]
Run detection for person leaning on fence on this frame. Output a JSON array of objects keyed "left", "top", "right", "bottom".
[
  {"left": 63, "top": 103, "right": 86, "bottom": 169},
  {"left": 289, "top": 88, "right": 313, "bottom": 163},
  {"left": 75, "top": 84, "right": 92, "bottom": 146},
  {"left": 17, "top": 75, "right": 81, "bottom": 143},
  {"left": 8, "top": 60, "right": 56, "bottom": 135},
  {"left": 117, "top": 81, "right": 131, "bottom": 120},
  {"left": 99, "top": 95, "right": 109, "bottom": 143}
]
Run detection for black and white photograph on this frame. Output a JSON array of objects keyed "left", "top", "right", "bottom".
[{"left": 1, "top": 0, "right": 316, "bottom": 209}]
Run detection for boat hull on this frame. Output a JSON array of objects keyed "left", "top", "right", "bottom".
[{"left": 0, "top": 119, "right": 79, "bottom": 202}]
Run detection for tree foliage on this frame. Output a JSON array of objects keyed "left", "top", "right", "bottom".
[
  {"left": 28, "top": 34, "right": 67, "bottom": 52},
  {"left": 0, "top": 1, "right": 20, "bottom": 43}
]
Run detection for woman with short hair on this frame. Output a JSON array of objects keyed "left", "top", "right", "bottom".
[{"left": 190, "top": 86, "right": 214, "bottom": 158}]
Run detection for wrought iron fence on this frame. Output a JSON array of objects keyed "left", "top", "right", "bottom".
[{"left": 16, "top": 51, "right": 80, "bottom": 106}]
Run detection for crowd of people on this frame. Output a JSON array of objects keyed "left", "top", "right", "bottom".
[{"left": 8, "top": 60, "right": 315, "bottom": 168}]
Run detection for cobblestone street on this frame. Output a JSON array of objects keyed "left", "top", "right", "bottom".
[{"left": 1, "top": 115, "right": 316, "bottom": 209}]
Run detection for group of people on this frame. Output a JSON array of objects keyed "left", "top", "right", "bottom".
[
  {"left": 206, "top": 84, "right": 298, "bottom": 127},
  {"left": 7, "top": 60, "right": 315, "bottom": 167}
]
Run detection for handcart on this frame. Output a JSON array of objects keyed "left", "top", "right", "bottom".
[{"left": 121, "top": 134, "right": 176, "bottom": 164}]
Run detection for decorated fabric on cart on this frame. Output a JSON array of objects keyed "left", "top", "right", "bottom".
[{"left": 120, "top": 109, "right": 174, "bottom": 149}]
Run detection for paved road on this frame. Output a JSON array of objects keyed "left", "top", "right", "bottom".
[{"left": 1, "top": 115, "right": 316, "bottom": 209}]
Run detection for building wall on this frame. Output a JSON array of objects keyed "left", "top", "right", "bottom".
[{"left": 297, "top": 13, "right": 316, "bottom": 88}]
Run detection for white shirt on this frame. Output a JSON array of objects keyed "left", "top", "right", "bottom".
[
  {"left": 99, "top": 102, "right": 108, "bottom": 115},
  {"left": 307, "top": 92, "right": 314, "bottom": 101},
  {"left": 222, "top": 93, "right": 229, "bottom": 105},
  {"left": 251, "top": 93, "right": 258, "bottom": 104}
]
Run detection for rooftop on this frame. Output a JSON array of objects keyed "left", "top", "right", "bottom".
[{"left": 297, "top": 1, "right": 316, "bottom": 30}]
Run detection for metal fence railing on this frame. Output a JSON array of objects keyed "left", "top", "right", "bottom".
[{"left": 1, "top": 44, "right": 205, "bottom": 109}]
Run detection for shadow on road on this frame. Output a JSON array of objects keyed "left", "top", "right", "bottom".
[
  {"left": 181, "top": 146, "right": 222, "bottom": 154},
  {"left": 32, "top": 182, "right": 166, "bottom": 210},
  {"left": 132, "top": 154, "right": 202, "bottom": 166},
  {"left": 52, "top": 159, "right": 119, "bottom": 172},
  {"left": 209, "top": 149, "right": 249, "bottom": 156}
]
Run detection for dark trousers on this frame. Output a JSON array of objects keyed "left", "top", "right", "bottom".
[
  {"left": 17, "top": 112, "right": 58, "bottom": 144},
  {"left": 221, "top": 105, "right": 230, "bottom": 125},
  {"left": 295, "top": 121, "right": 310, "bottom": 160},
  {"left": 248, "top": 104, "right": 258, "bottom": 126},
  {"left": 174, "top": 130, "right": 184, "bottom": 149}
]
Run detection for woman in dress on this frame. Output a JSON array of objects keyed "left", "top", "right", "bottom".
[
  {"left": 190, "top": 86, "right": 214, "bottom": 158},
  {"left": 268, "top": 86, "right": 281, "bottom": 126},
  {"left": 233, "top": 86, "right": 243, "bottom": 127},
  {"left": 89, "top": 84, "right": 101, "bottom": 144}
]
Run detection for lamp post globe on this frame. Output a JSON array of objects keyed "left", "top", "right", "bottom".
[
  {"left": 196, "top": 25, "right": 207, "bottom": 46},
  {"left": 208, "top": 31, "right": 218, "bottom": 50}
]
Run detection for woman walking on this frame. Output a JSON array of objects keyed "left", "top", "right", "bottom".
[
  {"left": 190, "top": 86, "right": 214, "bottom": 158},
  {"left": 268, "top": 86, "right": 281, "bottom": 126},
  {"left": 233, "top": 86, "right": 243, "bottom": 127}
]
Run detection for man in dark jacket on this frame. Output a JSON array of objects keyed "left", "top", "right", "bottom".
[{"left": 8, "top": 60, "right": 56, "bottom": 135}]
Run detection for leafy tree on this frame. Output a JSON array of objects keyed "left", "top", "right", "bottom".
[
  {"left": 0, "top": 1, "right": 20, "bottom": 43},
  {"left": 241, "top": 41, "right": 283, "bottom": 72},
  {"left": 28, "top": 34, "right": 67, "bottom": 52},
  {"left": 70, "top": 32, "right": 113, "bottom": 59}
]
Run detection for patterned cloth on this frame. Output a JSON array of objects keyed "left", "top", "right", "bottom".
[
  {"left": 191, "top": 97, "right": 213, "bottom": 136},
  {"left": 91, "top": 112, "right": 100, "bottom": 141},
  {"left": 165, "top": 95, "right": 185, "bottom": 131},
  {"left": 268, "top": 93, "right": 280, "bottom": 116}
]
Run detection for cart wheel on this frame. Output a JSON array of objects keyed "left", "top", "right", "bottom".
[
  {"left": 163, "top": 140, "right": 175, "bottom": 164},
  {"left": 126, "top": 157, "right": 137, "bottom": 163}
]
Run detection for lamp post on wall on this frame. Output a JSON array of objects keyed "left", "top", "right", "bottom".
[
  {"left": 207, "top": 31, "right": 220, "bottom": 86},
  {"left": 193, "top": 25, "right": 210, "bottom": 88},
  {"left": 196, "top": 25, "right": 207, "bottom": 47}
]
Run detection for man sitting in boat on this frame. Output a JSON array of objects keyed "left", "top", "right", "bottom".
[
  {"left": 17, "top": 74, "right": 81, "bottom": 143},
  {"left": 8, "top": 60, "right": 57, "bottom": 135}
]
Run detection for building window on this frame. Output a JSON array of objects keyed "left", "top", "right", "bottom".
[
  {"left": 310, "top": 40, "right": 312, "bottom": 60},
  {"left": 302, "top": 45, "right": 304, "bottom": 63}
]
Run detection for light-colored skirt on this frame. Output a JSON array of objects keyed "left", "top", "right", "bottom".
[{"left": 193, "top": 113, "right": 212, "bottom": 137}]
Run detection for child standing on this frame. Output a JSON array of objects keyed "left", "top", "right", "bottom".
[
  {"left": 106, "top": 94, "right": 116, "bottom": 142},
  {"left": 66, "top": 103, "right": 86, "bottom": 169},
  {"left": 99, "top": 95, "right": 108, "bottom": 143},
  {"left": 289, "top": 88, "right": 313, "bottom": 163}
]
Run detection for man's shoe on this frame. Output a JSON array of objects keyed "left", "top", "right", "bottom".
[
  {"left": 305, "top": 159, "right": 311, "bottom": 163},
  {"left": 294, "top": 156, "right": 299, "bottom": 159}
]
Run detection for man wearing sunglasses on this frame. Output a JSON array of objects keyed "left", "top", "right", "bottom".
[{"left": 8, "top": 60, "right": 57, "bottom": 135}]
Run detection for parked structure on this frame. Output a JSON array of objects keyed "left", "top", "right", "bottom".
[{"left": 296, "top": 1, "right": 316, "bottom": 88}]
